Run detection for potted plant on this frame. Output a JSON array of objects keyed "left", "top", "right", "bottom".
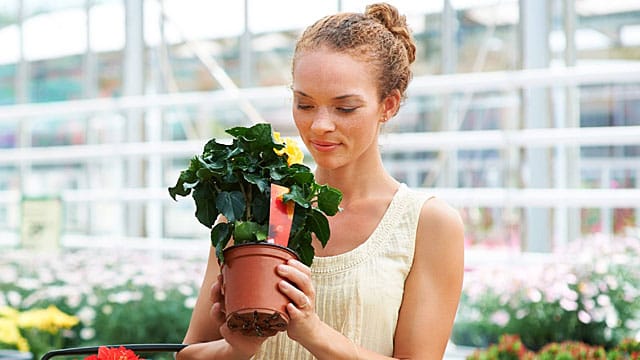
[{"left": 168, "top": 123, "right": 342, "bottom": 336}]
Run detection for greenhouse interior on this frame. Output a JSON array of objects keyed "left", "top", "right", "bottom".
[{"left": 1, "top": 0, "right": 639, "bottom": 359}]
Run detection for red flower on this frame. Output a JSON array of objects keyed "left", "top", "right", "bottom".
[{"left": 85, "top": 346, "right": 142, "bottom": 360}]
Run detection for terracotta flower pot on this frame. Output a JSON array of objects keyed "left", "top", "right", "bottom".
[{"left": 221, "top": 243, "right": 299, "bottom": 337}]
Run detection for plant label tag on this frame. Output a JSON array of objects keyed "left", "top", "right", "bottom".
[{"left": 267, "top": 183, "right": 294, "bottom": 247}]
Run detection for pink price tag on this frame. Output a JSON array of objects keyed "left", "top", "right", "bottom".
[{"left": 267, "top": 184, "right": 294, "bottom": 247}]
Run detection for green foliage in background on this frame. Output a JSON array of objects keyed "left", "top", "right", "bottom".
[{"left": 0, "top": 249, "right": 204, "bottom": 357}]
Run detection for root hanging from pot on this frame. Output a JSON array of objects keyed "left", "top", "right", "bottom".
[{"left": 227, "top": 310, "right": 288, "bottom": 337}]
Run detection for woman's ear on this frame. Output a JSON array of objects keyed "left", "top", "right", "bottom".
[{"left": 381, "top": 89, "right": 402, "bottom": 120}]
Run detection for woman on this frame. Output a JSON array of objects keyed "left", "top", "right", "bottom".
[{"left": 177, "top": 3, "right": 464, "bottom": 359}]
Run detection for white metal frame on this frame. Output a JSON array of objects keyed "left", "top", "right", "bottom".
[{"left": 1, "top": 64, "right": 640, "bottom": 249}]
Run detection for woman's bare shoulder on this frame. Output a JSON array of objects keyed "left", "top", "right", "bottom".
[{"left": 415, "top": 196, "right": 465, "bottom": 262}]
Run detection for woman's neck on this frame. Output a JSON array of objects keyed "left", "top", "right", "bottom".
[{"left": 314, "top": 157, "right": 399, "bottom": 204}]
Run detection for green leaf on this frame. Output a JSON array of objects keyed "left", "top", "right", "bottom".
[
  {"left": 168, "top": 123, "right": 343, "bottom": 265},
  {"left": 168, "top": 164, "right": 200, "bottom": 200},
  {"left": 317, "top": 185, "right": 343, "bottom": 216},
  {"left": 284, "top": 185, "right": 311, "bottom": 208},
  {"left": 227, "top": 146, "right": 244, "bottom": 159},
  {"left": 201, "top": 156, "right": 226, "bottom": 171},
  {"left": 211, "top": 222, "right": 232, "bottom": 262},
  {"left": 251, "top": 194, "right": 269, "bottom": 224},
  {"left": 193, "top": 184, "right": 218, "bottom": 228},
  {"left": 211, "top": 222, "right": 231, "bottom": 247},
  {"left": 203, "top": 138, "right": 229, "bottom": 153},
  {"left": 290, "top": 171, "right": 314, "bottom": 185},
  {"left": 255, "top": 224, "right": 268, "bottom": 242},
  {"left": 289, "top": 208, "right": 305, "bottom": 233},
  {"left": 269, "top": 166, "right": 291, "bottom": 181},
  {"left": 297, "top": 242, "right": 315, "bottom": 267},
  {"left": 216, "top": 191, "right": 245, "bottom": 222},
  {"left": 222, "top": 163, "right": 239, "bottom": 183},
  {"left": 195, "top": 167, "right": 214, "bottom": 181},
  {"left": 233, "top": 220, "right": 261, "bottom": 243},
  {"left": 289, "top": 232, "right": 314, "bottom": 266},
  {"left": 307, "top": 208, "right": 331, "bottom": 247},
  {"left": 168, "top": 177, "right": 191, "bottom": 200},
  {"left": 227, "top": 123, "right": 274, "bottom": 152},
  {"left": 225, "top": 125, "right": 250, "bottom": 138},
  {"left": 244, "top": 173, "right": 269, "bottom": 193}
]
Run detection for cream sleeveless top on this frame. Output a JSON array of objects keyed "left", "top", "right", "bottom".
[{"left": 252, "top": 184, "right": 433, "bottom": 359}]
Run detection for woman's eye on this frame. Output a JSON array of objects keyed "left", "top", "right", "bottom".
[
  {"left": 337, "top": 107, "right": 357, "bottom": 113},
  {"left": 296, "top": 104, "right": 313, "bottom": 110}
]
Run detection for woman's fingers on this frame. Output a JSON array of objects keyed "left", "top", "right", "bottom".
[
  {"left": 210, "top": 301, "right": 226, "bottom": 324},
  {"left": 277, "top": 260, "right": 313, "bottom": 293},
  {"left": 277, "top": 259, "right": 316, "bottom": 316},
  {"left": 210, "top": 274, "right": 224, "bottom": 302},
  {"left": 278, "top": 280, "right": 312, "bottom": 310},
  {"left": 288, "top": 259, "right": 312, "bottom": 277},
  {"left": 209, "top": 274, "right": 226, "bottom": 324}
]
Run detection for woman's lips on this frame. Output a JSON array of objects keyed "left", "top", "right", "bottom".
[{"left": 310, "top": 140, "right": 339, "bottom": 152}]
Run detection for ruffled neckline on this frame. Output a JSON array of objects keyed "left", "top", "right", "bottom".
[{"left": 310, "top": 184, "right": 408, "bottom": 275}]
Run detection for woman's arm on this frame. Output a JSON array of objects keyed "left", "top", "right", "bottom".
[
  {"left": 393, "top": 197, "right": 465, "bottom": 359},
  {"left": 183, "top": 246, "right": 223, "bottom": 344},
  {"left": 177, "top": 247, "right": 267, "bottom": 360}
]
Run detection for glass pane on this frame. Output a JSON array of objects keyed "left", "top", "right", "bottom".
[
  {"left": 158, "top": 0, "right": 244, "bottom": 42},
  {"left": 0, "top": 119, "right": 17, "bottom": 148},
  {"left": 0, "top": 0, "right": 18, "bottom": 27},
  {"left": 30, "top": 56, "right": 83, "bottom": 102},
  {"left": 0, "top": 64, "right": 16, "bottom": 104},
  {"left": 24, "top": 0, "right": 84, "bottom": 17},
  {"left": 97, "top": 52, "right": 122, "bottom": 97},
  {"left": 0, "top": 25, "right": 19, "bottom": 64},
  {"left": 0, "top": 0, "right": 18, "bottom": 64},
  {"left": 456, "top": 1, "right": 520, "bottom": 72},
  {"left": 248, "top": 0, "right": 337, "bottom": 33},
  {"left": 31, "top": 116, "right": 86, "bottom": 146},
  {"left": 90, "top": 1, "right": 125, "bottom": 52},
  {"left": 23, "top": 8, "right": 87, "bottom": 60},
  {"left": 577, "top": 3, "right": 640, "bottom": 62}
]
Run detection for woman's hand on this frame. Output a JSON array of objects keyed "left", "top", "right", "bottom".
[
  {"left": 209, "top": 274, "right": 227, "bottom": 331},
  {"left": 276, "top": 259, "right": 322, "bottom": 342},
  {"left": 210, "top": 273, "right": 268, "bottom": 359},
  {"left": 219, "top": 323, "right": 268, "bottom": 359}
]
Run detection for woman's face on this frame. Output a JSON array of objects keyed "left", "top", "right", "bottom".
[{"left": 292, "top": 49, "right": 387, "bottom": 170}]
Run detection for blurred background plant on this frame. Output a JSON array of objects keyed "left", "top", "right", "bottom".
[
  {"left": 3, "top": 234, "right": 639, "bottom": 359},
  {"left": 467, "top": 334, "right": 640, "bottom": 359},
  {"left": 0, "top": 249, "right": 206, "bottom": 359},
  {"left": 0, "top": 304, "right": 78, "bottom": 359},
  {"left": 453, "top": 235, "right": 640, "bottom": 351}
]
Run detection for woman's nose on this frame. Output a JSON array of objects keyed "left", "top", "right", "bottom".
[{"left": 310, "top": 108, "right": 335, "bottom": 134}]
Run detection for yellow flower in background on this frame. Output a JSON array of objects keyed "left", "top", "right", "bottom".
[
  {"left": 0, "top": 305, "right": 78, "bottom": 358},
  {"left": 17, "top": 305, "right": 79, "bottom": 334},
  {"left": 0, "top": 318, "right": 30, "bottom": 352},
  {"left": 0, "top": 306, "right": 19, "bottom": 319},
  {"left": 273, "top": 131, "right": 304, "bottom": 166}
]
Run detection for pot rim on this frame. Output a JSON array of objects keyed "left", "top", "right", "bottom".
[{"left": 221, "top": 242, "right": 300, "bottom": 260}]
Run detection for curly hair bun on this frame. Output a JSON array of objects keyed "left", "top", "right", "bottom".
[{"left": 365, "top": 3, "right": 416, "bottom": 64}]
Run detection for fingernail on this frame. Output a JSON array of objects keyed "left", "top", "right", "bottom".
[{"left": 277, "top": 264, "right": 286, "bottom": 274}]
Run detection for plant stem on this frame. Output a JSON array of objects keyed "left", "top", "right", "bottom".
[{"left": 238, "top": 175, "right": 251, "bottom": 220}]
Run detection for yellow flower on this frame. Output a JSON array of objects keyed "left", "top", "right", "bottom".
[
  {"left": 0, "top": 306, "right": 19, "bottom": 319},
  {"left": 273, "top": 131, "right": 304, "bottom": 166},
  {"left": 0, "top": 318, "right": 30, "bottom": 352},
  {"left": 17, "top": 305, "right": 79, "bottom": 334}
]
